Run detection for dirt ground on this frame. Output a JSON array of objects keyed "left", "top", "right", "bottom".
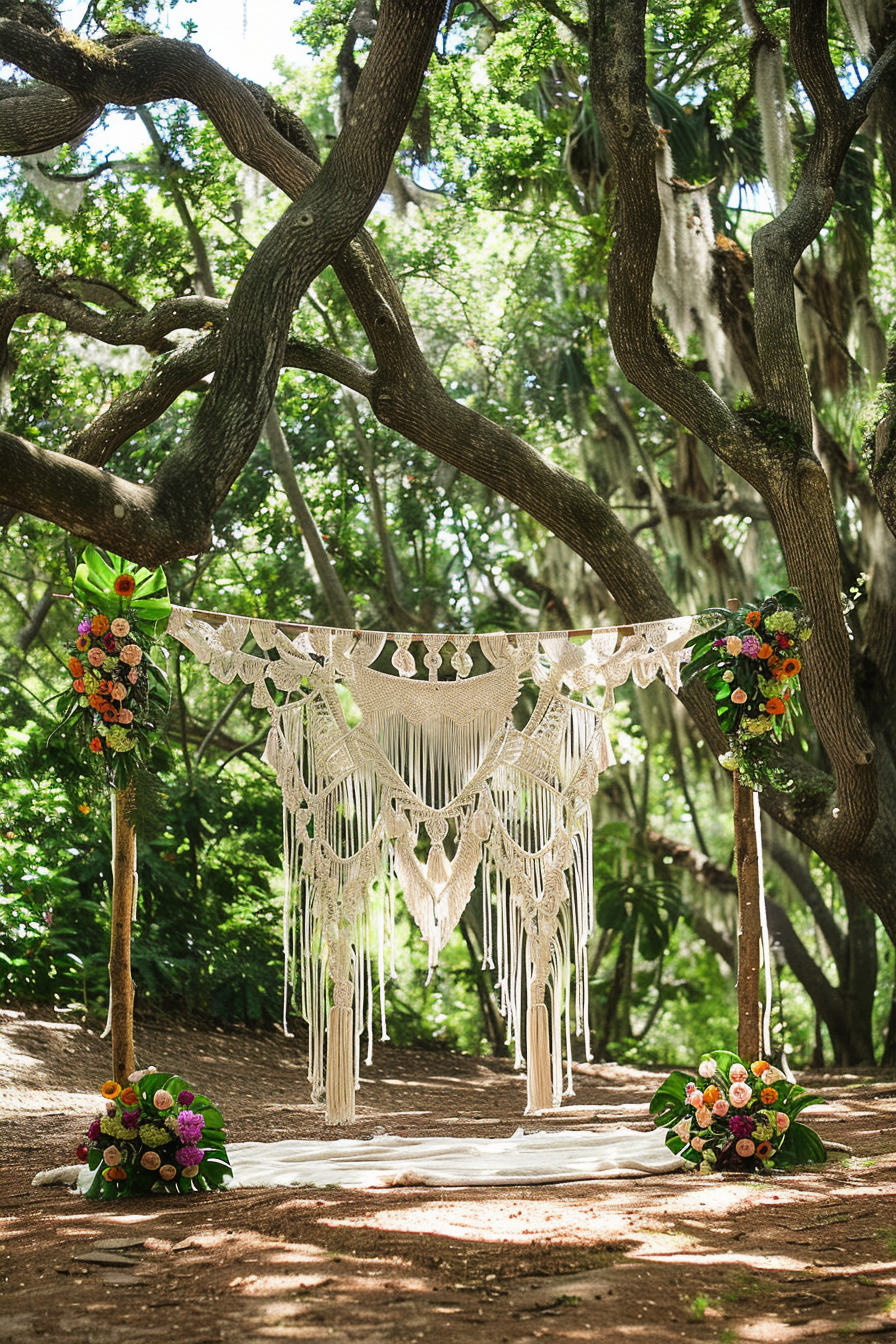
[{"left": 2, "top": 1008, "right": 896, "bottom": 1343}]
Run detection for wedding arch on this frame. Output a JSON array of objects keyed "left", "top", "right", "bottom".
[{"left": 170, "top": 607, "right": 700, "bottom": 1124}]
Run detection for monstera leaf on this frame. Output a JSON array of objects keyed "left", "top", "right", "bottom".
[{"left": 73, "top": 545, "right": 171, "bottom": 628}]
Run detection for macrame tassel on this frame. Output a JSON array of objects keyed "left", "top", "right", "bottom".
[
  {"left": 525, "top": 1002, "right": 553, "bottom": 1113},
  {"left": 325, "top": 1005, "right": 355, "bottom": 1125},
  {"left": 470, "top": 807, "right": 490, "bottom": 841},
  {"left": 426, "top": 842, "right": 451, "bottom": 887}
]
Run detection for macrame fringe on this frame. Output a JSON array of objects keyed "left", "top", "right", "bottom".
[
  {"left": 326, "top": 1006, "right": 355, "bottom": 1126},
  {"left": 526, "top": 1003, "right": 553, "bottom": 1113}
]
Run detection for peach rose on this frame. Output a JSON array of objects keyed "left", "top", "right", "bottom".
[
  {"left": 735, "top": 1138, "right": 756, "bottom": 1157},
  {"left": 87, "top": 646, "right": 106, "bottom": 667},
  {"left": 141, "top": 1150, "right": 162, "bottom": 1170},
  {"left": 110, "top": 618, "right": 130, "bottom": 637},
  {"left": 181, "top": 1165, "right": 200, "bottom": 1179},
  {"left": 698, "top": 1059, "right": 717, "bottom": 1079},
  {"left": 729, "top": 1082, "right": 752, "bottom": 1107},
  {"left": 102, "top": 1145, "right": 122, "bottom": 1166},
  {"left": 729, "top": 1064, "right": 748, "bottom": 1082},
  {"left": 776, "top": 1112, "right": 790, "bottom": 1132},
  {"left": 731, "top": 688, "right": 747, "bottom": 704},
  {"left": 688, "top": 1090, "right": 704, "bottom": 1109},
  {"left": 695, "top": 1107, "right": 712, "bottom": 1128},
  {"left": 153, "top": 1089, "right": 174, "bottom": 1110},
  {"left": 712, "top": 1099, "right": 729, "bottom": 1118},
  {"left": 726, "top": 636, "right": 743, "bottom": 656},
  {"left": 119, "top": 643, "right": 143, "bottom": 666},
  {"left": 159, "top": 1164, "right": 177, "bottom": 1181}
]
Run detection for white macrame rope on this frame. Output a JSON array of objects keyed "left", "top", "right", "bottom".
[{"left": 168, "top": 607, "right": 697, "bottom": 1123}]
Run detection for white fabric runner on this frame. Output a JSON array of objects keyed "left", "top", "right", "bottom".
[{"left": 34, "top": 1127, "right": 684, "bottom": 1191}]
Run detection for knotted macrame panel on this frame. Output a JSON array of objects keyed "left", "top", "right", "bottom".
[{"left": 168, "top": 609, "right": 695, "bottom": 1122}]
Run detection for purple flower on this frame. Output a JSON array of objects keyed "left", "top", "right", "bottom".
[
  {"left": 175, "top": 1145, "right": 204, "bottom": 1169},
  {"left": 175, "top": 1110, "right": 205, "bottom": 1142},
  {"left": 176, "top": 1090, "right": 195, "bottom": 1107},
  {"left": 741, "top": 634, "right": 761, "bottom": 658},
  {"left": 121, "top": 1109, "right": 141, "bottom": 1129},
  {"left": 87, "top": 1119, "right": 102, "bottom": 1141},
  {"left": 729, "top": 1114, "right": 756, "bottom": 1139},
  {"left": 78, "top": 617, "right": 92, "bottom": 634}
]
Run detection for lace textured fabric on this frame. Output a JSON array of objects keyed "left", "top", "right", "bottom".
[{"left": 168, "top": 609, "right": 695, "bottom": 1123}]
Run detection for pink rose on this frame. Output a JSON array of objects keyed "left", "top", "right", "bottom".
[
  {"left": 87, "top": 647, "right": 106, "bottom": 667},
  {"left": 688, "top": 1090, "right": 704, "bottom": 1109},
  {"left": 140, "top": 1151, "right": 161, "bottom": 1170},
  {"left": 159, "top": 1164, "right": 177, "bottom": 1181},
  {"left": 712, "top": 1099, "right": 729, "bottom": 1118},
  {"left": 153, "top": 1089, "right": 174, "bottom": 1110},
  {"left": 729, "top": 1064, "right": 748, "bottom": 1083},
  {"left": 731, "top": 688, "right": 748, "bottom": 704},
  {"left": 698, "top": 1059, "right": 716, "bottom": 1079},
  {"left": 729, "top": 1082, "right": 752, "bottom": 1107},
  {"left": 776, "top": 1112, "right": 790, "bottom": 1132},
  {"left": 110, "top": 618, "right": 130, "bottom": 637},
  {"left": 695, "top": 1107, "right": 712, "bottom": 1128},
  {"left": 691, "top": 1136, "right": 704, "bottom": 1152},
  {"left": 735, "top": 1138, "right": 755, "bottom": 1157},
  {"left": 102, "top": 1145, "right": 122, "bottom": 1166},
  {"left": 181, "top": 1165, "right": 200, "bottom": 1179}
]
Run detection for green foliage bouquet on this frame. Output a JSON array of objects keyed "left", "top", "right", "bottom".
[
  {"left": 79, "top": 1070, "right": 231, "bottom": 1199},
  {"left": 57, "top": 546, "right": 171, "bottom": 792},
  {"left": 649, "top": 1050, "right": 826, "bottom": 1175},
  {"left": 684, "top": 590, "right": 812, "bottom": 791}
]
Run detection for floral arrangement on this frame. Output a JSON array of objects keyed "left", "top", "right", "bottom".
[
  {"left": 57, "top": 546, "right": 171, "bottom": 791},
  {"left": 684, "top": 590, "right": 812, "bottom": 791},
  {"left": 649, "top": 1049, "right": 826, "bottom": 1174},
  {"left": 78, "top": 1070, "right": 231, "bottom": 1198}
]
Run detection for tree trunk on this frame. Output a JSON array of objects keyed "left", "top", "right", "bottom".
[
  {"left": 733, "top": 772, "right": 763, "bottom": 1061},
  {"left": 110, "top": 786, "right": 136, "bottom": 1085}
]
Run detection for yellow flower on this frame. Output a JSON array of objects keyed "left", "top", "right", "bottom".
[
  {"left": 78, "top": 804, "right": 90, "bottom": 815},
  {"left": 100, "top": 1080, "right": 121, "bottom": 1099}
]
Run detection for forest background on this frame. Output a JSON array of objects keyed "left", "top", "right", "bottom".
[{"left": 1, "top": 0, "right": 895, "bottom": 1074}]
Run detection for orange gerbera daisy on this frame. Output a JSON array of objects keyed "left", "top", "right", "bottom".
[
  {"left": 765, "top": 697, "right": 785, "bottom": 715},
  {"left": 120, "top": 1087, "right": 138, "bottom": 1106},
  {"left": 100, "top": 1080, "right": 121, "bottom": 1099},
  {"left": 75, "top": 634, "right": 90, "bottom": 652},
  {"left": 757, "top": 643, "right": 773, "bottom": 659},
  {"left": 113, "top": 574, "right": 136, "bottom": 598},
  {"left": 91, "top": 613, "right": 110, "bottom": 636},
  {"left": 781, "top": 657, "right": 801, "bottom": 677},
  {"left": 745, "top": 611, "right": 762, "bottom": 628},
  {"left": 761, "top": 1087, "right": 779, "bottom": 1104},
  {"left": 755, "top": 1141, "right": 773, "bottom": 1159}
]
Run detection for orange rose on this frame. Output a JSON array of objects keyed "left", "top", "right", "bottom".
[
  {"left": 751, "top": 1060, "right": 770, "bottom": 1077},
  {"left": 761, "top": 1087, "right": 779, "bottom": 1104},
  {"left": 89, "top": 737, "right": 104, "bottom": 754},
  {"left": 100, "top": 1080, "right": 121, "bottom": 1099},
  {"left": 757, "top": 643, "right": 773, "bottom": 659},
  {"left": 745, "top": 611, "right": 762, "bottom": 628},
  {"left": 765, "top": 698, "right": 785, "bottom": 715},
  {"left": 68, "top": 657, "right": 84, "bottom": 676},
  {"left": 120, "top": 1087, "right": 138, "bottom": 1106},
  {"left": 781, "top": 657, "right": 801, "bottom": 677},
  {"left": 113, "top": 574, "right": 136, "bottom": 598},
  {"left": 702, "top": 1085, "right": 720, "bottom": 1106},
  {"left": 91, "top": 613, "right": 110, "bottom": 636},
  {"left": 72, "top": 678, "right": 85, "bottom": 694}
]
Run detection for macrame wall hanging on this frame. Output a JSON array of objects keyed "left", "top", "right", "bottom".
[{"left": 169, "top": 608, "right": 696, "bottom": 1124}]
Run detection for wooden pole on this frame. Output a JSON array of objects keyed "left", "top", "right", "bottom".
[
  {"left": 110, "top": 786, "right": 136, "bottom": 1085},
  {"left": 733, "top": 770, "right": 762, "bottom": 1060}
]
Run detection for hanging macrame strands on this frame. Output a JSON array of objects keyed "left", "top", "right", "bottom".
[{"left": 168, "top": 608, "right": 697, "bottom": 1124}]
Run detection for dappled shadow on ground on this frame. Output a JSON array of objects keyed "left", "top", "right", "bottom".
[{"left": 3, "top": 1010, "right": 896, "bottom": 1342}]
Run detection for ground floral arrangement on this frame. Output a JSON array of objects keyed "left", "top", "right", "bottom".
[
  {"left": 684, "top": 591, "right": 811, "bottom": 791},
  {"left": 78, "top": 1070, "right": 232, "bottom": 1198},
  {"left": 56, "top": 545, "right": 171, "bottom": 793},
  {"left": 650, "top": 1050, "right": 826, "bottom": 1174}
]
